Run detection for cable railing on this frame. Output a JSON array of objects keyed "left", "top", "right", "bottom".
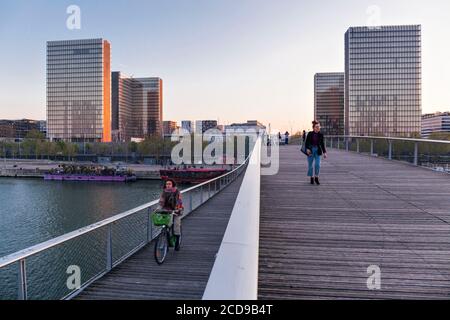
[
  {"left": 0, "top": 148, "right": 253, "bottom": 300},
  {"left": 325, "top": 135, "right": 450, "bottom": 172}
]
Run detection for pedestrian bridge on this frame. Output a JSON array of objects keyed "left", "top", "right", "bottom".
[{"left": 1, "top": 136, "right": 450, "bottom": 300}]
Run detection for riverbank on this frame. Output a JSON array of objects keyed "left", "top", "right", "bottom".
[{"left": 0, "top": 159, "right": 161, "bottom": 180}]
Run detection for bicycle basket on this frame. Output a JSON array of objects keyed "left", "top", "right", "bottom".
[{"left": 152, "top": 212, "right": 172, "bottom": 226}]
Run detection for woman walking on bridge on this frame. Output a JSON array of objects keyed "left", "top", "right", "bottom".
[{"left": 304, "top": 120, "right": 327, "bottom": 185}]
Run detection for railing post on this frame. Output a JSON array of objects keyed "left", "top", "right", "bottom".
[
  {"left": 189, "top": 191, "right": 193, "bottom": 212},
  {"left": 147, "top": 210, "right": 152, "bottom": 242},
  {"left": 388, "top": 140, "right": 392, "bottom": 160},
  {"left": 356, "top": 139, "right": 360, "bottom": 153},
  {"left": 208, "top": 182, "right": 211, "bottom": 199},
  {"left": 106, "top": 224, "right": 112, "bottom": 271},
  {"left": 200, "top": 185, "right": 203, "bottom": 204},
  {"left": 370, "top": 139, "right": 374, "bottom": 156},
  {"left": 414, "top": 142, "right": 418, "bottom": 166},
  {"left": 18, "top": 259, "right": 27, "bottom": 300}
]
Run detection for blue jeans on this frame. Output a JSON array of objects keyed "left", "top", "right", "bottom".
[{"left": 307, "top": 146, "right": 321, "bottom": 177}]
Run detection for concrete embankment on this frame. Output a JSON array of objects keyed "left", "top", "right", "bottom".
[{"left": 0, "top": 168, "right": 161, "bottom": 180}]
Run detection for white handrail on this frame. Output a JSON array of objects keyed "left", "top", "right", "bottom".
[{"left": 202, "top": 137, "right": 261, "bottom": 300}]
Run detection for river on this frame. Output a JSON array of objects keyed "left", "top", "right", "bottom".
[{"left": 0, "top": 177, "right": 164, "bottom": 299}]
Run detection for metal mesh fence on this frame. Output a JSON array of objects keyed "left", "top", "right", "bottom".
[{"left": 327, "top": 136, "right": 450, "bottom": 173}]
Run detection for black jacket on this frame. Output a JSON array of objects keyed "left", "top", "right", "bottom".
[{"left": 305, "top": 131, "right": 327, "bottom": 156}]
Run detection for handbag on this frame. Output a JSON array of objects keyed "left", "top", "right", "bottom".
[{"left": 300, "top": 132, "right": 310, "bottom": 156}]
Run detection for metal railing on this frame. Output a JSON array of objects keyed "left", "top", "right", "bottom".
[
  {"left": 325, "top": 135, "right": 450, "bottom": 171},
  {"left": 0, "top": 148, "right": 253, "bottom": 300}
]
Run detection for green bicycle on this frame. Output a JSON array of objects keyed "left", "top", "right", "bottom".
[{"left": 152, "top": 210, "right": 182, "bottom": 264}]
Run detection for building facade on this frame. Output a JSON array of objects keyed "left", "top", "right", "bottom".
[
  {"left": 111, "top": 72, "right": 163, "bottom": 141},
  {"left": 0, "top": 119, "right": 45, "bottom": 139},
  {"left": 47, "top": 38, "right": 111, "bottom": 142},
  {"left": 225, "top": 120, "right": 266, "bottom": 135},
  {"left": 163, "top": 121, "right": 178, "bottom": 136},
  {"left": 195, "top": 120, "right": 218, "bottom": 134},
  {"left": 421, "top": 112, "right": 450, "bottom": 138},
  {"left": 314, "top": 73, "right": 345, "bottom": 135},
  {"left": 345, "top": 25, "right": 422, "bottom": 137}
]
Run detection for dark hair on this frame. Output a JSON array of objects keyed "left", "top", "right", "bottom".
[
  {"left": 312, "top": 120, "right": 320, "bottom": 128},
  {"left": 164, "top": 179, "right": 177, "bottom": 189}
]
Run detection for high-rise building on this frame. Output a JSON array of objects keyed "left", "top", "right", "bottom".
[
  {"left": 314, "top": 73, "right": 345, "bottom": 135},
  {"left": 181, "top": 120, "right": 193, "bottom": 134},
  {"left": 345, "top": 25, "right": 422, "bottom": 137},
  {"left": 111, "top": 72, "right": 163, "bottom": 141},
  {"left": 47, "top": 38, "right": 111, "bottom": 142},
  {"left": 421, "top": 112, "right": 450, "bottom": 138},
  {"left": 133, "top": 77, "right": 163, "bottom": 137},
  {"left": 112, "top": 72, "right": 134, "bottom": 142}
]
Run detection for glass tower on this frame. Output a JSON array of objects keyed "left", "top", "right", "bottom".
[
  {"left": 345, "top": 25, "right": 422, "bottom": 137},
  {"left": 47, "top": 38, "right": 111, "bottom": 142},
  {"left": 314, "top": 73, "right": 345, "bottom": 135},
  {"left": 111, "top": 72, "right": 163, "bottom": 141}
]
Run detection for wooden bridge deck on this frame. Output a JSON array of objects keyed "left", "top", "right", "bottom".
[
  {"left": 259, "top": 145, "right": 450, "bottom": 299},
  {"left": 76, "top": 175, "right": 244, "bottom": 300}
]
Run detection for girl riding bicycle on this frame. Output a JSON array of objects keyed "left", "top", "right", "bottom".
[{"left": 158, "top": 179, "right": 183, "bottom": 251}]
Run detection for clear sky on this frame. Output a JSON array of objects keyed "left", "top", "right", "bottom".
[{"left": 1, "top": 0, "right": 450, "bottom": 133}]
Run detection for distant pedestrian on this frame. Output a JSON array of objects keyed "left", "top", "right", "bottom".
[
  {"left": 278, "top": 132, "right": 282, "bottom": 144},
  {"left": 301, "top": 130, "right": 306, "bottom": 143},
  {"left": 284, "top": 131, "right": 290, "bottom": 145},
  {"left": 304, "top": 120, "right": 327, "bottom": 185}
]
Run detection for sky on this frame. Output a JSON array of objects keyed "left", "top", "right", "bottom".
[{"left": 1, "top": 0, "right": 450, "bottom": 133}]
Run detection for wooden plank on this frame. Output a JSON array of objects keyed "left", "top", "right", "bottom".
[{"left": 258, "top": 145, "right": 450, "bottom": 300}]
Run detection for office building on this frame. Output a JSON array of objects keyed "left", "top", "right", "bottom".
[
  {"left": 421, "top": 112, "right": 450, "bottom": 138},
  {"left": 0, "top": 119, "right": 45, "bottom": 139},
  {"left": 112, "top": 72, "right": 163, "bottom": 141},
  {"left": 345, "top": 25, "right": 422, "bottom": 136},
  {"left": 314, "top": 73, "right": 345, "bottom": 135},
  {"left": 47, "top": 38, "right": 111, "bottom": 142},
  {"left": 195, "top": 120, "right": 218, "bottom": 134}
]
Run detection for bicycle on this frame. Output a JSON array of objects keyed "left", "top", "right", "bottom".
[{"left": 151, "top": 210, "right": 183, "bottom": 265}]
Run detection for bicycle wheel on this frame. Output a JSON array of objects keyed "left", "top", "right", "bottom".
[{"left": 154, "top": 228, "right": 168, "bottom": 264}]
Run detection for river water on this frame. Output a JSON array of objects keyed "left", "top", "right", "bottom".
[{"left": 0, "top": 177, "right": 164, "bottom": 299}]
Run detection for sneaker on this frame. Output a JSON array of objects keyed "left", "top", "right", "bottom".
[
  {"left": 310, "top": 177, "right": 314, "bottom": 185},
  {"left": 314, "top": 177, "right": 320, "bottom": 185}
]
